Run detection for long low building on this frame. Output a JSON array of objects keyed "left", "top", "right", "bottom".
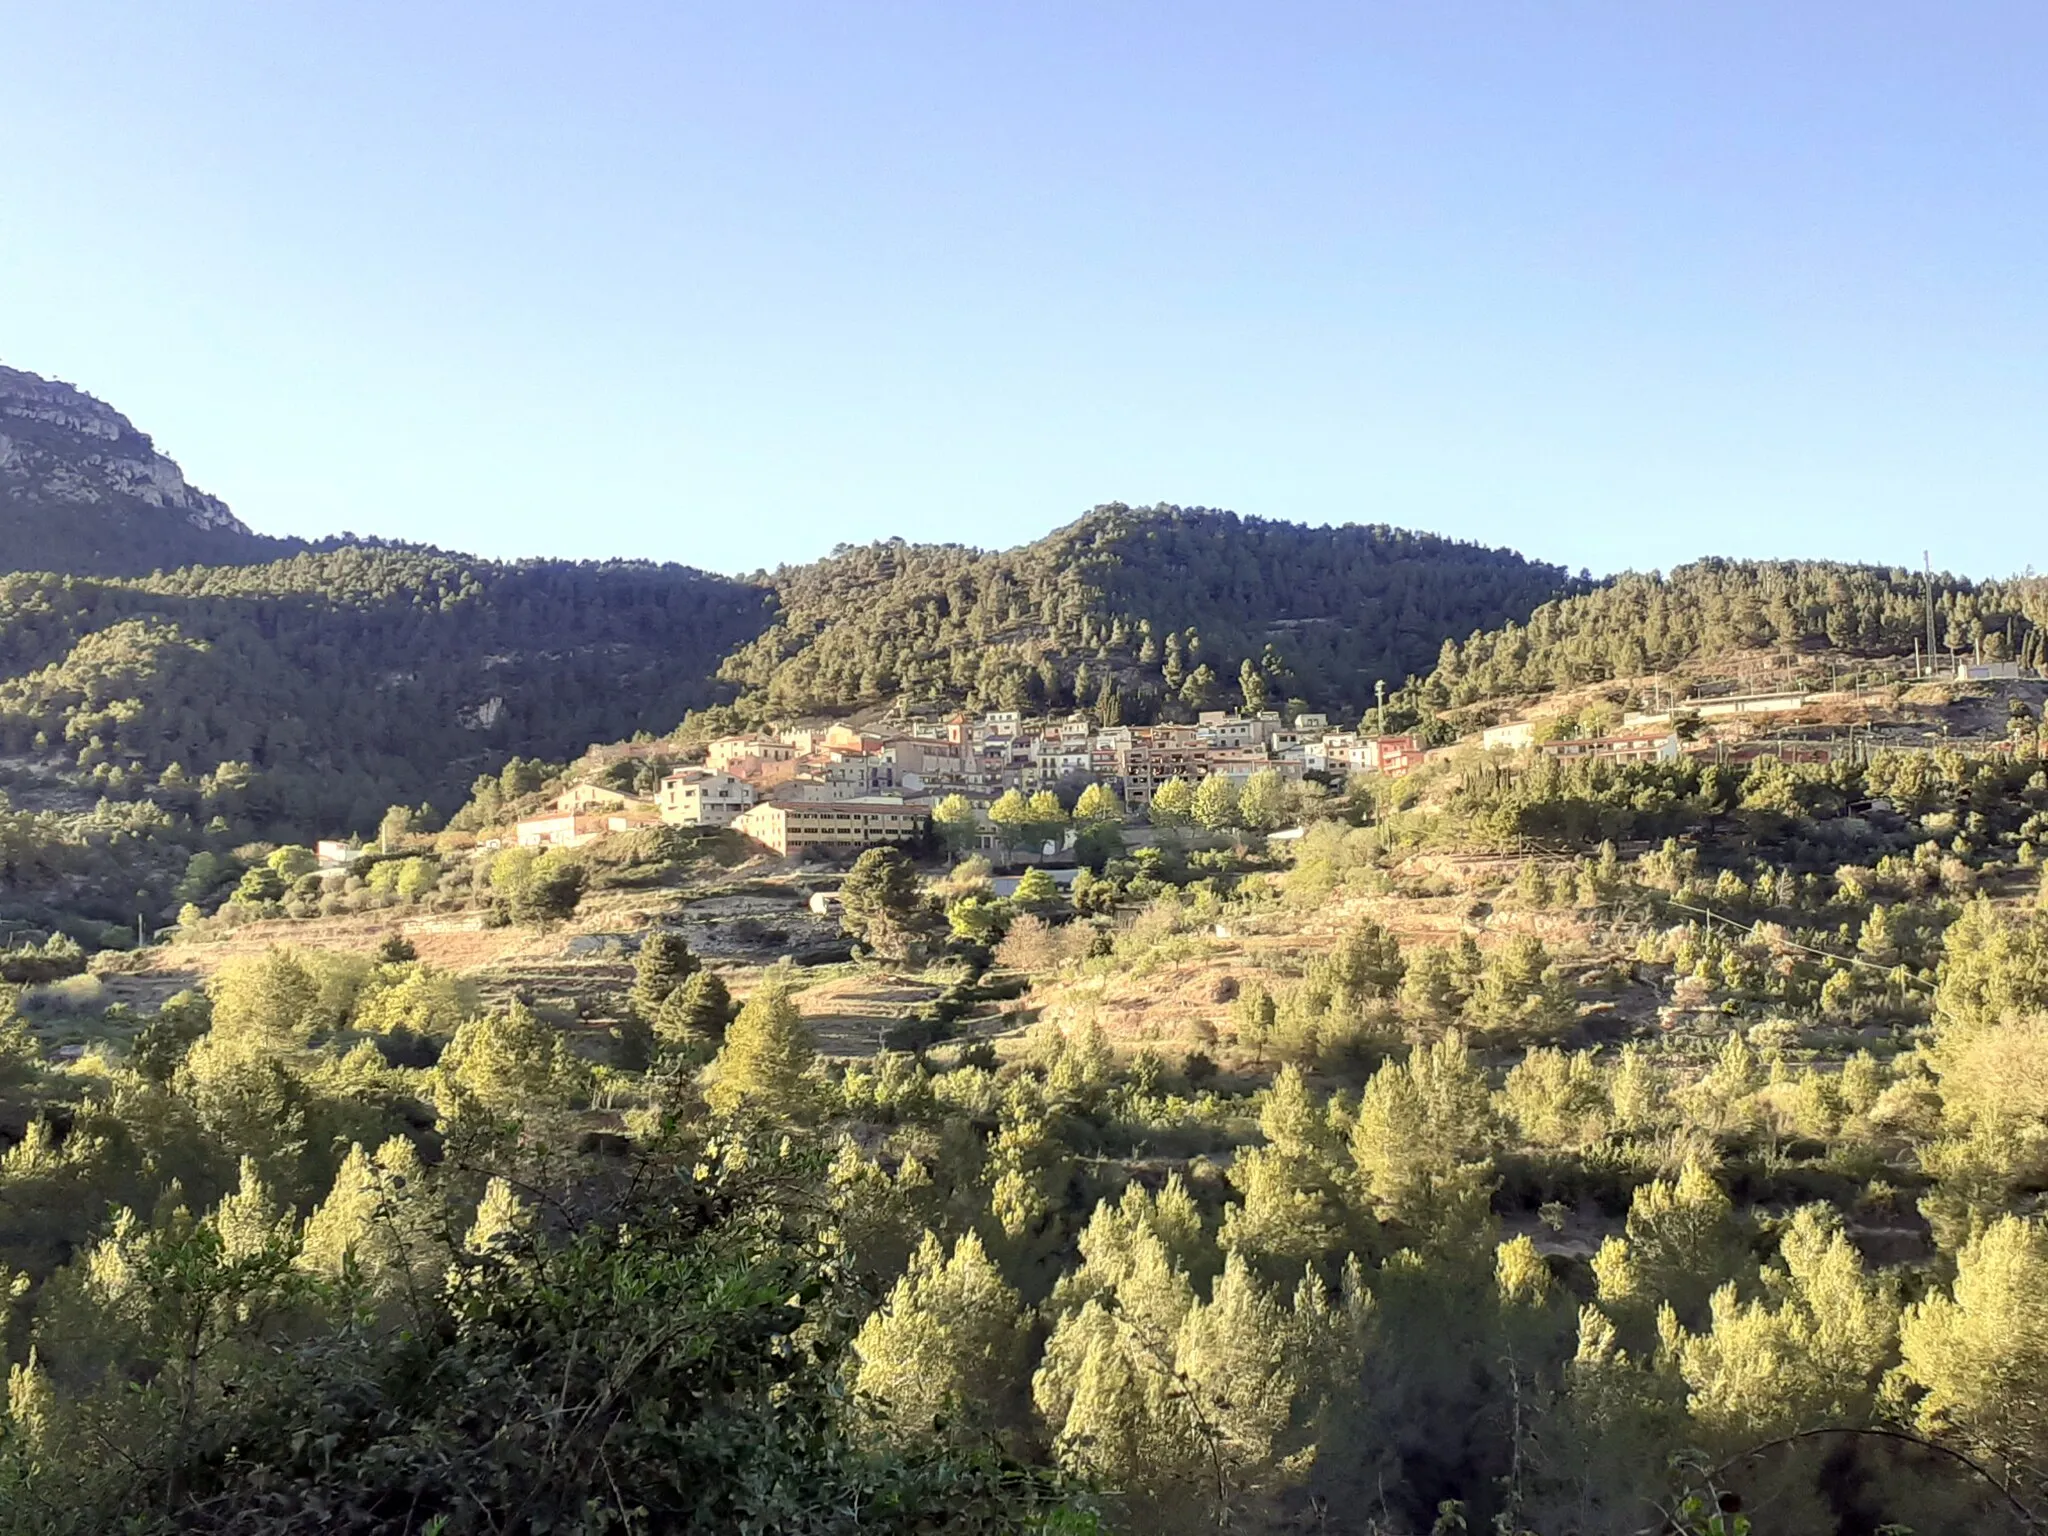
[
  {"left": 516, "top": 811, "right": 656, "bottom": 848},
  {"left": 733, "top": 798, "right": 928, "bottom": 857},
  {"left": 1533, "top": 729, "right": 1682, "bottom": 765}
]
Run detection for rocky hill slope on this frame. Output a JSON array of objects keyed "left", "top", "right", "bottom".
[{"left": 0, "top": 364, "right": 309, "bottom": 575}]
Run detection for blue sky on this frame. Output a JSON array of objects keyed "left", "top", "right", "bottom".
[{"left": 3, "top": 4, "right": 2043, "bottom": 578}]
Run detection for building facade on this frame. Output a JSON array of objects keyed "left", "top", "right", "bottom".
[
  {"left": 657, "top": 769, "right": 757, "bottom": 828},
  {"left": 733, "top": 798, "right": 928, "bottom": 857}
]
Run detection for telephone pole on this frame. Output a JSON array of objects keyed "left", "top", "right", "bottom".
[{"left": 1924, "top": 552, "right": 1938, "bottom": 679}]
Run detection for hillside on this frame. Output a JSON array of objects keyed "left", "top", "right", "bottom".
[
  {"left": 5, "top": 677, "right": 2047, "bottom": 1532},
  {"left": 0, "top": 548, "right": 772, "bottom": 836},
  {"left": 5, "top": 374, "right": 2048, "bottom": 1531},
  {"left": 1421, "top": 558, "right": 2048, "bottom": 713},
  {"left": 719, "top": 503, "right": 1573, "bottom": 721},
  {"left": 0, "top": 364, "right": 308, "bottom": 575}
]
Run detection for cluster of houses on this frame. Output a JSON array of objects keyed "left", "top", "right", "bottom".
[
  {"left": 513, "top": 710, "right": 1322, "bottom": 857},
  {"left": 508, "top": 708, "right": 1702, "bottom": 860}
]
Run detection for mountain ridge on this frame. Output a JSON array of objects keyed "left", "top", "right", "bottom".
[
  {"left": 19, "top": 359, "right": 2041, "bottom": 852},
  {"left": 0, "top": 364, "right": 319, "bottom": 576}
]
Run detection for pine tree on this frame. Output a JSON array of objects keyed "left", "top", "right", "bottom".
[
  {"left": 631, "top": 931, "right": 700, "bottom": 1018},
  {"left": 299, "top": 1137, "right": 441, "bottom": 1296},
  {"left": 1897, "top": 1213, "right": 2048, "bottom": 1473},
  {"left": 986, "top": 1087, "right": 1069, "bottom": 1245},
  {"left": 1398, "top": 945, "right": 1465, "bottom": 1021},
  {"left": 212, "top": 1156, "right": 294, "bottom": 1261},
  {"left": 1222, "top": 1066, "right": 1366, "bottom": 1273},
  {"left": 707, "top": 974, "right": 815, "bottom": 1118},
  {"left": 1667, "top": 1203, "right": 1896, "bottom": 1450},
  {"left": 654, "top": 969, "right": 733, "bottom": 1057},
  {"left": 1594, "top": 1162, "right": 1741, "bottom": 1333},
  {"left": 852, "top": 1230, "right": 1029, "bottom": 1442},
  {"left": 1239, "top": 657, "right": 1268, "bottom": 715},
  {"left": 462, "top": 1176, "right": 533, "bottom": 1257},
  {"left": 1233, "top": 983, "right": 1277, "bottom": 1068},
  {"left": 434, "top": 1002, "right": 590, "bottom": 1123},
  {"left": 1175, "top": 1253, "right": 1328, "bottom": 1517},
  {"left": 0, "top": 987, "right": 40, "bottom": 1086}
]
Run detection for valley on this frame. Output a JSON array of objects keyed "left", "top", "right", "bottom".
[{"left": 1, "top": 364, "right": 2046, "bottom": 1533}]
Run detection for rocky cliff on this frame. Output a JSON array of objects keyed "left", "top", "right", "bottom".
[{"left": 0, "top": 364, "right": 297, "bottom": 574}]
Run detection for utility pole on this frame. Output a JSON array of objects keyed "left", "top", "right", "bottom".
[{"left": 1924, "top": 552, "right": 1938, "bottom": 680}]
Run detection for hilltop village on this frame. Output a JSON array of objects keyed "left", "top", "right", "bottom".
[{"left": 496, "top": 652, "right": 2043, "bottom": 867}]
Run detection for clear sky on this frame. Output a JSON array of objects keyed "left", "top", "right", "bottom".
[{"left": 3, "top": 4, "right": 2043, "bottom": 579}]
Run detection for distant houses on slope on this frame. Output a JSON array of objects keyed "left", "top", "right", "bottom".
[{"left": 500, "top": 662, "right": 2044, "bottom": 861}]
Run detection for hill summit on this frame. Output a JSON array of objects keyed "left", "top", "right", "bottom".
[{"left": 0, "top": 364, "right": 299, "bottom": 574}]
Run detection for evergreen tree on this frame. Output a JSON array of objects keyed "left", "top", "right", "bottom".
[
  {"left": 1898, "top": 1213, "right": 2048, "bottom": 1475},
  {"left": 839, "top": 848, "right": 936, "bottom": 962},
  {"left": 434, "top": 1002, "right": 590, "bottom": 1124},
  {"left": 707, "top": 974, "right": 815, "bottom": 1118},
  {"left": 462, "top": 1176, "right": 534, "bottom": 1257},
  {"left": 852, "top": 1230, "right": 1029, "bottom": 1443},
  {"left": 299, "top": 1137, "right": 441, "bottom": 1296},
  {"left": 508, "top": 850, "right": 584, "bottom": 924},
  {"left": 631, "top": 930, "right": 701, "bottom": 1018},
  {"left": 1239, "top": 657, "right": 1268, "bottom": 715},
  {"left": 654, "top": 970, "right": 734, "bottom": 1056},
  {"left": 1350, "top": 1032, "right": 1497, "bottom": 1230},
  {"left": 1221, "top": 1065, "right": 1368, "bottom": 1274},
  {"left": 1667, "top": 1203, "right": 1896, "bottom": 1450}
]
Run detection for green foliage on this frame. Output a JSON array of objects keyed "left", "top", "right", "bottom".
[
  {"left": 1424, "top": 557, "right": 2048, "bottom": 709},
  {"left": 351, "top": 962, "right": 471, "bottom": 1037},
  {"left": 434, "top": 1001, "right": 590, "bottom": 1125},
  {"left": 932, "top": 792, "right": 983, "bottom": 856},
  {"left": 1897, "top": 1213, "right": 2048, "bottom": 1478},
  {"left": 1350, "top": 1032, "right": 1497, "bottom": 1232},
  {"left": 0, "top": 1132, "right": 1089, "bottom": 1534},
  {"left": 0, "top": 549, "right": 770, "bottom": 837},
  {"left": 498, "top": 848, "right": 585, "bottom": 924},
  {"left": 716, "top": 505, "right": 1566, "bottom": 720},
  {"left": 654, "top": 970, "right": 735, "bottom": 1059},
  {"left": 707, "top": 974, "right": 816, "bottom": 1119},
  {"left": 632, "top": 930, "right": 702, "bottom": 1018},
  {"left": 1072, "top": 782, "right": 1125, "bottom": 827},
  {"left": 1010, "top": 867, "right": 1061, "bottom": 910},
  {"left": 1147, "top": 777, "right": 1195, "bottom": 832},
  {"left": 852, "top": 1229, "right": 1030, "bottom": 1443},
  {"left": 841, "top": 848, "right": 940, "bottom": 963},
  {"left": 1191, "top": 774, "right": 1241, "bottom": 833}
]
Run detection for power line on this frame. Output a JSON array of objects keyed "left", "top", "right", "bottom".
[{"left": 1663, "top": 896, "right": 1936, "bottom": 993}]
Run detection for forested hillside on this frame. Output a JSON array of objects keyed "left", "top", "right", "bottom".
[
  {"left": 718, "top": 505, "right": 1571, "bottom": 721},
  {"left": 0, "top": 548, "right": 772, "bottom": 831},
  {"left": 1423, "top": 559, "right": 2048, "bottom": 710},
  {"left": 5, "top": 715, "right": 2048, "bottom": 1531}
]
